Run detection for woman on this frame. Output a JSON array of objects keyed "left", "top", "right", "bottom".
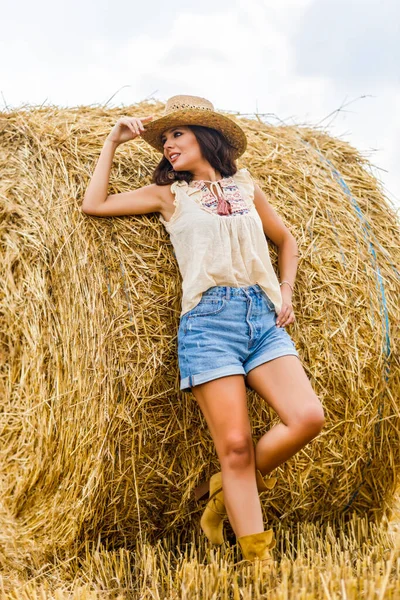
[{"left": 82, "top": 95, "right": 325, "bottom": 564}]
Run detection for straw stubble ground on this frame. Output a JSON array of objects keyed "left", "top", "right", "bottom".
[
  {"left": 1, "top": 516, "right": 399, "bottom": 598},
  {"left": 0, "top": 100, "right": 399, "bottom": 596}
]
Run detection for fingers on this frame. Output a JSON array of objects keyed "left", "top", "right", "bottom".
[
  {"left": 277, "top": 316, "right": 294, "bottom": 328},
  {"left": 121, "top": 118, "right": 137, "bottom": 136},
  {"left": 276, "top": 306, "right": 295, "bottom": 328},
  {"left": 136, "top": 115, "right": 154, "bottom": 132},
  {"left": 109, "top": 115, "right": 154, "bottom": 144},
  {"left": 132, "top": 118, "right": 141, "bottom": 136},
  {"left": 124, "top": 115, "right": 153, "bottom": 135},
  {"left": 120, "top": 115, "right": 153, "bottom": 136}
]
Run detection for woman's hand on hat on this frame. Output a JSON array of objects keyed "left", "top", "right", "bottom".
[{"left": 106, "top": 115, "right": 154, "bottom": 145}]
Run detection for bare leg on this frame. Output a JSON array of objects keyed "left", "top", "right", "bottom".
[
  {"left": 191, "top": 357, "right": 324, "bottom": 538},
  {"left": 245, "top": 356, "right": 325, "bottom": 474},
  {"left": 191, "top": 375, "right": 263, "bottom": 537}
]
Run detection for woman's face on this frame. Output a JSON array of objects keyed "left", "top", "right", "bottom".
[{"left": 161, "top": 126, "right": 203, "bottom": 171}]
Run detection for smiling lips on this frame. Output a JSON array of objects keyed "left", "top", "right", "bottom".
[{"left": 170, "top": 153, "right": 180, "bottom": 163}]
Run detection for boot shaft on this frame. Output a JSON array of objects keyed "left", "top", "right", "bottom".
[{"left": 237, "top": 528, "right": 276, "bottom": 561}]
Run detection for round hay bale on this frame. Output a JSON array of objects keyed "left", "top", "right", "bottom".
[{"left": 0, "top": 100, "right": 399, "bottom": 560}]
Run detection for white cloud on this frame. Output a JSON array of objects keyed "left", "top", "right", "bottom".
[
  {"left": 293, "top": 0, "right": 400, "bottom": 84},
  {"left": 0, "top": 0, "right": 398, "bottom": 207}
]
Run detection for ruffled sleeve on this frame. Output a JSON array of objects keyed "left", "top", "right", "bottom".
[
  {"left": 232, "top": 168, "right": 255, "bottom": 208},
  {"left": 171, "top": 179, "right": 186, "bottom": 193},
  {"left": 159, "top": 180, "right": 187, "bottom": 227}
]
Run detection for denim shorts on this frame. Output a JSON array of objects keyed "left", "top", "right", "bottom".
[{"left": 178, "top": 284, "right": 300, "bottom": 392}]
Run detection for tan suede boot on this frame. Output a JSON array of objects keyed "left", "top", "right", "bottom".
[
  {"left": 199, "top": 472, "right": 227, "bottom": 545},
  {"left": 237, "top": 528, "right": 276, "bottom": 563},
  {"left": 195, "top": 470, "right": 277, "bottom": 545}
]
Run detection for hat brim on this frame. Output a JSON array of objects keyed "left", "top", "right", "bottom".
[{"left": 140, "top": 108, "right": 247, "bottom": 159}]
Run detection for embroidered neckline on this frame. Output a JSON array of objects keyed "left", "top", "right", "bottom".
[
  {"left": 185, "top": 174, "right": 250, "bottom": 218},
  {"left": 188, "top": 176, "right": 234, "bottom": 190},
  {"left": 165, "top": 169, "right": 251, "bottom": 222}
]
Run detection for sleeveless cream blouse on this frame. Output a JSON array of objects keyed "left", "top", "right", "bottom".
[{"left": 158, "top": 167, "right": 283, "bottom": 317}]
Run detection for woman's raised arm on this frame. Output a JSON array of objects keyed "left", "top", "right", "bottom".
[{"left": 81, "top": 115, "right": 154, "bottom": 215}]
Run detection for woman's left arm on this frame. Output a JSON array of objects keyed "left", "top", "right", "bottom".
[
  {"left": 253, "top": 183, "right": 299, "bottom": 328},
  {"left": 276, "top": 236, "right": 299, "bottom": 327}
]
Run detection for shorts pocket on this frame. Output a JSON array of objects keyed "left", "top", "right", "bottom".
[{"left": 187, "top": 297, "right": 227, "bottom": 318}]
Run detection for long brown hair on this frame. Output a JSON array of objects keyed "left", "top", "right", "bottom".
[{"left": 151, "top": 125, "right": 238, "bottom": 185}]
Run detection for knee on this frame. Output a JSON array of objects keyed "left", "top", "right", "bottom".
[
  {"left": 295, "top": 401, "right": 325, "bottom": 439},
  {"left": 221, "top": 434, "right": 253, "bottom": 470}
]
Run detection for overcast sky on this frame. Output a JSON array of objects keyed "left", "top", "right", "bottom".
[{"left": 2, "top": 0, "right": 399, "bottom": 212}]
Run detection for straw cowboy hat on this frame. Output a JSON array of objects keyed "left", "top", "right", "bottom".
[{"left": 140, "top": 95, "right": 247, "bottom": 159}]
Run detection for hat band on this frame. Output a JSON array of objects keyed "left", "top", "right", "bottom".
[{"left": 165, "top": 105, "right": 213, "bottom": 115}]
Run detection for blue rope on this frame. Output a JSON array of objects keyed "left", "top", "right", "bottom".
[{"left": 297, "top": 139, "right": 395, "bottom": 512}]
